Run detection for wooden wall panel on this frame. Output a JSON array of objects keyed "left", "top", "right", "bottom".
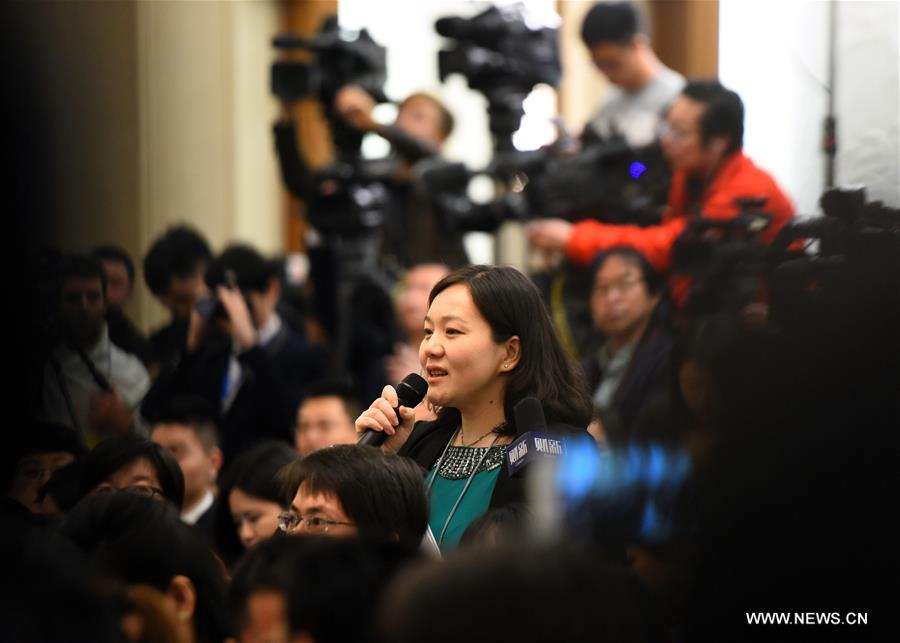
[
  {"left": 648, "top": 0, "right": 719, "bottom": 78},
  {"left": 279, "top": 0, "right": 338, "bottom": 252}
]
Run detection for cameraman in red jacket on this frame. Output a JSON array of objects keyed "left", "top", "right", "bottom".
[{"left": 529, "top": 80, "right": 795, "bottom": 273}]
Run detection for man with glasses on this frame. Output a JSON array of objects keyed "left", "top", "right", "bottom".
[
  {"left": 582, "top": 248, "right": 671, "bottom": 446},
  {"left": 277, "top": 445, "right": 429, "bottom": 552},
  {"left": 529, "top": 80, "right": 795, "bottom": 277}
]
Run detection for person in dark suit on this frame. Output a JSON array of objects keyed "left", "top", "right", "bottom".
[
  {"left": 150, "top": 396, "right": 223, "bottom": 541},
  {"left": 142, "top": 226, "right": 214, "bottom": 377},
  {"left": 142, "top": 244, "right": 327, "bottom": 463}
]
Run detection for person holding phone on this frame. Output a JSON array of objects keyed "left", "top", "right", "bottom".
[
  {"left": 355, "top": 265, "right": 593, "bottom": 552},
  {"left": 142, "top": 244, "right": 327, "bottom": 463}
]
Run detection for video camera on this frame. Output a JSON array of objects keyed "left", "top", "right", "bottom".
[
  {"left": 418, "top": 136, "right": 669, "bottom": 233},
  {"left": 271, "top": 16, "right": 403, "bottom": 243},
  {"left": 669, "top": 197, "right": 776, "bottom": 319},
  {"left": 436, "top": 4, "right": 560, "bottom": 148},
  {"left": 272, "top": 15, "right": 387, "bottom": 161},
  {"left": 669, "top": 186, "right": 900, "bottom": 325},
  {"left": 425, "top": 5, "right": 669, "bottom": 233},
  {"left": 767, "top": 186, "right": 900, "bottom": 331}
]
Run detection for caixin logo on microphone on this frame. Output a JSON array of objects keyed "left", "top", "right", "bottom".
[{"left": 507, "top": 433, "right": 565, "bottom": 475}]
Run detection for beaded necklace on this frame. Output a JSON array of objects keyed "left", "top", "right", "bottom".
[{"left": 425, "top": 426, "right": 502, "bottom": 546}]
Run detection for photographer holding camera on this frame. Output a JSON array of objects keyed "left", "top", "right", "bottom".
[
  {"left": 274, "top": 84, "right": 467, "bottom": 270},
  {"left": 529, "top": 80, "right": 795, "bottom": 287},
  {"left": 332, "top": 84, "right": 469, "bottom": 267},
  {"left": 142, "top": 245, "right": 327, "bottom": 463}
]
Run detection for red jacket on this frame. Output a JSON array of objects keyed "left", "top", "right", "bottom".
[{"left": 565, "top": 151, "right": 796, "bottom": 272}]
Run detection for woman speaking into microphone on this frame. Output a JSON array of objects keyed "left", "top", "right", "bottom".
[{"left": 355, "top": 265, "right": 592, "bottom": 552}]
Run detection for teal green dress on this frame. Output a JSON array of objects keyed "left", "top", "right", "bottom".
[{"left": 424, "top": 444, "right": 505, "bottom": 553}]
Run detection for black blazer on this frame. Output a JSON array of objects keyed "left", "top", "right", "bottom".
[
  {"left": 581, "top": 326, "right": 672, "bottom": 443},
  {"left": 399, "top": 418, "right": 591, "bottom": 510},
  {"left": 142, "top": 325, "right": 327, "bottom": 462}
]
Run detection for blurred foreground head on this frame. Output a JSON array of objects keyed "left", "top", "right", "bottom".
[{"left": 379, "top": 545, "right": 661, "bottom": 643}]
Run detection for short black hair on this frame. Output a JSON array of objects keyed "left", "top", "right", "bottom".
[
  {"left": 12, "top": 421, "right": 87, "bottom": 459},
  {"left": 205, "top": 244, "right": 280, "bottom": 294},
  {"left": 581, "top": 2, "right": 643, "bottom": 47},
  {"left": 1, "top": 528, "right": 128, "bottom": 642},
  {"left": 215, "top": 441, "right": 298, "bottom": 567},
  {"left": 280, "top": 445, "right": 428, "bottom": 551},
  {"left": 681, "top": 79, "right": 745, "bottom": 154},
  {"left": 379, "top": 545, "right": 662, "bottom": 643},
  {"left": 152, "top": 395, "right": 221, "bottom": 451},
  {"left": 591, "top": 246, "right": 664, "bottom": 295},
  {"left": 3, "top": 422, "right": 87, "bottom": 492},
  {"left": 61, "top": 490, "right": 228, "bottom": 643},
  {"left": 39, "top": 459, "right": 85, "bottom": 514},
  {"left": 299, "top": 380, "right": 363, "bottom": 424},
  {"left": 229, "top": 536, "right": 417, "bottom": 643},
  {"left": 143, "top": 226, "right": 212, "bottom": 297},
  {"left": 78, "top": 435, "right": 185, "bottom": 510},
  {"left": 59, "top": 253, "right": 107, "bottom": 297},
  {"left": 92, "top": 244, "right": 136, "bottom": 286}
]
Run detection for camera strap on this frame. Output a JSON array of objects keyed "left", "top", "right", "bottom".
[{"left": 65, "top": 335, "right": 112, "bottom": 392}]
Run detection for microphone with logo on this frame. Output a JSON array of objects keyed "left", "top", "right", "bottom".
[
  {"left": 357, "top": 373, "right": 429, "bottom": 447},
  {"left": 506, "top": 397, "right": 568, "bottom": 477}
]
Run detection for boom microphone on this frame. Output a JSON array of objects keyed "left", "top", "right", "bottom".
[{"left": 357, "top": 373, "right": 428, "bottom": 447}]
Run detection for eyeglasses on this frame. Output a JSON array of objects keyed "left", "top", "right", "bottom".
[
  {"left": 657, "top": 121, "right": 697, "bottom": 142},
  {"left": 593, "top": 277, "right": 644, "bottom": 298},
  {"left": 278, "top": 512, "right": 355, "bottom": 535}
]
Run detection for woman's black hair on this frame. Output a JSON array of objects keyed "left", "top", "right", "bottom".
[
  {"left": 1, "top": 527, "right": 129, "bottom": 643},
  {"left": 60, "top": 490, "right": 228, "bottom": 643},
  {"left": 428, "top": 265, "right": 592, "bottom": 434},
  {"left": 214, "top": 441, "right": 297, "bottom": 568},
  {"left": 78, "top": 435, "right": 185, "bottom": 509}
]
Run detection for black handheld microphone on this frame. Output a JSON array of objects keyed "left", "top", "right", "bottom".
[
  {"left": 507, "top": 397, "right": 566, "bottom": 476},
  {"left": 357, "top": 373, "right": 428, "bottom": 447}
]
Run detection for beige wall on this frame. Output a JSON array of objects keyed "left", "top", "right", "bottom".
[
  {"left": 29, "top": 0, "right": 284, "bottom": 334},
  {"left": 136, "top": 0, "right": 283, "bottom": 332},
  {"left": 31, "top": 1, "right": 141, "bottom": 313},
  {"left": 558, "top": 0, "right": 612, "bottom": 134}
]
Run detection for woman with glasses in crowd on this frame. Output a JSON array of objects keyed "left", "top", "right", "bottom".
[{"left": 355, "top": 265, "right": 593, "bottom": 552}]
